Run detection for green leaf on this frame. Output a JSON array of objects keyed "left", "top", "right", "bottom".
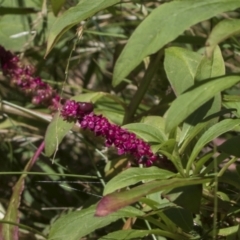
[
  {"left": 99, "top": 229, "right": 188, "bottom": 240},
  {"left": 95, "top": 109, "right": 124, "bottom": 125},
  {"left": 71, "top": 92, "right": 106, "bottom": 102},
  {"left": 45, "top": 0, "right": 121, "bottom": 57},
  {"left": 187, "top": 119, "right": 240, "bottom": 173},
  {"left": 45, "top": 92, "right": 125, "bottom": 157},
  {"left": 206, "top": 19, "right": 240, "bottom": 57},
  {"left": 96, "top": 177, "right": 212, "bottom": 216},
  {"left": 158, "top": 139, "right": 176, "bottom": 154},
  {"left": 48, "top": 205, "right": 144, "bottom": 240},
  {"left": 50, "top": 0, "right": 66, "bottom": 16},
  {"left": 164, "top": 47, "right": 202, "bottom": 96},
  {"left": 112, "top": 0, "right": 240, "bottom": 86},
  {"left": 163, "top": 185, "right": 202, "bottom": 213},
  {"left": 0, "top": 15, "right": 30, "bottom": 51},
  {"left": 195, "top": 46, "right": 225, "bottom": 81},
  {"left": 223, "top": 101, "right": 240, "bottom": 118},
  {"left": 165, "top": 76, "right": 240, "bottom": 133},
  {"left": 72, "top": 92, "right": 125, "bottom": 108},
  {"left": 44, "top": 112, "right": 74, "bottom": 157},
  {"left": 218, "top": 136, "right": 240, "bottom": 157},
  {"left": 163, "top": 207, "right": 193, "bottom": 232},
  {"left": 123, "top": 123, "right": 167, "bottom": 143},
  {"left": 217, "top": 226, "right": 239, "bottom": 237},
  {"left": 141, "top": 116, "right": 177, "bottom": 140},
  {"left": 99, "top": 230, "right": 152, "bottom": 240},
  {"left": 104, "top": 167, "right": 175, "bottom": 195},
  {"left": 179, "top": 46, "right": 224, "bottom": 145}
]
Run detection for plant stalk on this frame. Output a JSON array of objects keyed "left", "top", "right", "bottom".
[{"left": 123, "top": 50, "right": 163, "bottom": 124}]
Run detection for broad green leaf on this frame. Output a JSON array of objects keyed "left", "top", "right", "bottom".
[
  {"left": 94, "top": 109, "right": 124, "bottom": 125},
  {"left": 206, "top": 19, "right": 240, "bottom": 57},
  {"left": 163, "top": 207, "right": 193, "bottom": 232},
  {"left": 164, "top": 47, "right": 202, "bottom": 96},
  {"left": 187, "top": 119, "right": 240, "bottom": 173},
  {"left": 141, "top": 116, "right": 179, "bottom": 140},
  {"left": 165, "top": 76, "right": 240, "bottom": 133},
  {"left": 158, "top": 139, "right": 176, "bottom": 154},
  {"left": 163, "top": 185, "right": 202, "bottom": 213},
  {"left": 71, "top": 92, "right": 106, "bottom": 102},
  {"left": 45, "top": 92, "right": 125, "bottom": 157},
  {"left": 112, "top": 0, "right": 240, "bottom": 86},
  {"left": 123, "top": 123, "right": 167, "bottom": 143},
  {"left": 179, "top": 98, "right": 221, "bottom": 146},
  {"left": 0, "top": 1, "right": 54, "bottom": 51},
  {"left": 219, "top": 171, "right": 240, "bottom": 190},
  {"left": 96, "top": 177, "right": 212, "bottom": 216},
  {"left": 72, "top": 92, "right": 125, "bottom": 108},
  {"left": 217, "top": 225, "right": 239, "bottom": 237},
  {"left": 48, "top": 205, "right": 144, "bottom": 240},
  {"left": 141, "top": 116, "right": 167, "bottom": 132},
  {"left": 44, "top": 112, "right": 74, "bottom": 157},
  {"left": 223, "top": 101, "right": 240, "bottom": 118},
  {"left": 50, "top": 0, "right": 66, "bottom": 16},
  {"left": 99, "top": 229, "right": 188, "bottom": 240},
  {"left": 218, "top": 136, "right": 240, "bottom": 157},
  {"left": 104, "top": 167, "right": 175, "bottom": 195},
  {"left": 179, "top": 121, "right": 211, "bottom": 155},
  {"left": 45, "top": 0, "right": 121, "bottom": 57},
  {"left": 195, "top": 46, "right": 225, "bottom": 81},
  {"left": 179, "top": 46, "right": 224, "bottom": 145},
  {"left": 0, "top": 15, "right": 30, "bottom": 51}
]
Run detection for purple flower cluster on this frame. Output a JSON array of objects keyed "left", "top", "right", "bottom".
[
  {"left": 0, "top": 46, "right": 60, "bottom": 110},
  {"left": 0, "top": 46, "right": 159, "bottom": 166},
  {"left": 61, "top": 100, "right": 158, "bottom": 166}
]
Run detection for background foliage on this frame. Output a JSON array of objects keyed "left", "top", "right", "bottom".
[{"left": 1, "top": 0, "right": 240, "bottom": 239}]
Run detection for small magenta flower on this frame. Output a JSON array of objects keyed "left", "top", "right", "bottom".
[
  {"left": 61, "top": 100, "right": 158, "bottom": 166},
  {"left": 0, "top": 46, "right": 60, "bottom": 110}
]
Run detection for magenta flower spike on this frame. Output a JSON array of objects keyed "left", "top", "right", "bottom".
[
  {"left": 0, "top": 46, "right": 60, "bottom": 110},
  {"left": 61, "top": 100, "right": 158, "bottom": 166}
]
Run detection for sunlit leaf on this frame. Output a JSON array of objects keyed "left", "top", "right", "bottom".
[
  {"left": 45, "top": 0, "right": 121, "bottom": 57},
  {"left": 48, "top": 205, "right": 144, "bottom": 240},
  {"left": 165, "top": 76, "right": 240, "bottom": 133},
  {"left": 123, "top": 123, "right": 167, "bottom": 143},
  {"left": 44, "top": 112, "right": 74, "bottom": 157},
  {"left": 206, "top": 19, "right": 240, "bottom": 57},
  {"left": 187, "top": 119, "right": 240, "bottom": 172},
  {"left": 113, "top": 0, "right": 240, "bottom": 86},
  {"left": 96, "top": 177, "right": 212, "bottom": 216},
  {"left": 164, "top": 47, "right": 202, "bottom": 96},
  {"left": 104, "top": 167, "right": 175, "bottom": 195},
  {"left": 50, "top": 0, "right": 66, "bottom": 16},
  {"left": 179, "top": 46, "right": 224, "bottom": 146}
]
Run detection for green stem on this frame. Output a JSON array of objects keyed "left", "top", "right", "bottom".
[
  {"left": 123, "top": 50, "right": 163, "bottom": 124},
  {"left": 0, "top": 172, "right": 99, "bottom": 179},
  {"left": 218, "top": 156, "right": 237, "bottom": 177},
  {"left": 0, "top": 220, "right": 47, "bottom": 238}
]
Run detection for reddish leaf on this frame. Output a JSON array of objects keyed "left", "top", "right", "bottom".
[{"left": 96, "top": 177, "right": 212, "bottom": 216}]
